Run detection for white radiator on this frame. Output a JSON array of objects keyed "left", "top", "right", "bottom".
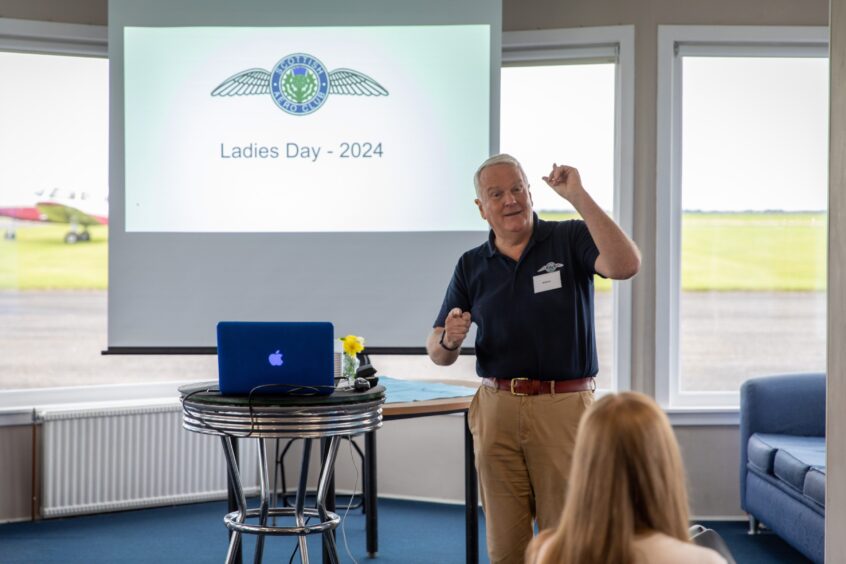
[{"left": 37, "top": 403, "right": 259, "bottom": 518}]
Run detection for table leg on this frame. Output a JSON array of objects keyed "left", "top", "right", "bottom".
[
  {"left": 295, "top": 439, "right": 313, "bottom": 564},
  {"left": 364, "top": 430, "right": 378, "bottom": 556},
  {"left": 271, "top": 438, "right": 280, "bottom": 521},
  {"left": 464, "top": 411, "right": 479, "bottom": 564},
  {"left": 317, "top": 437, "right": 341, "bottom": 564},
  {"left": 222, "top": 436, "right": 248, "bottom": 564},
  {"left": 254, "top": 438, "right": 271, "bottom": 564}
]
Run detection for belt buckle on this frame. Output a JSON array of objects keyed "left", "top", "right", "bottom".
[{"left": 510, "top": 377, "right": 528, "bottom": 396}]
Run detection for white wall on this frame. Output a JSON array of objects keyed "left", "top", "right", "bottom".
[
  {"left": 0, "top": 425, "right": 33, "bottom": 523},
  {"left": 313, "top": 418, "right": 743, "bottom": 520}
]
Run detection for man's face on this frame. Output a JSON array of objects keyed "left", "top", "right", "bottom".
[{"left": 475, "top": 163, "right": 533, "bottom": 237}]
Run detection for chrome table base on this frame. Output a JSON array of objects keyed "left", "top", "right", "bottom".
[
  {"left": 221, "top": 435, "right": 342, "bottom": 564},
  {"left": 180, "top": 384, "right": 385, "bottom": 564}
]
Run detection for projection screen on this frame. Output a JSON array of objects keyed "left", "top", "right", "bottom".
[{"left": 108, "top": 0, "right": 501, "bottom": 350}]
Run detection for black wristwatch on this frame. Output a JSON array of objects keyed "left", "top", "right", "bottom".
[{"left": 439, "top": 331, "right": 460, "bottom": 351}]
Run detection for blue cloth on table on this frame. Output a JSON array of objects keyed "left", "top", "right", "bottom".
[{"left": 379, "top": 376, "right": 476, "bottom": 404}]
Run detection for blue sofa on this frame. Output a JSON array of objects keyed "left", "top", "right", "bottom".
[{"left": 740, "top": 373, "right": 826, "bottom": 563}]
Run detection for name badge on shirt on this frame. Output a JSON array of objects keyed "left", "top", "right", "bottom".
[{"left": 533, "top": 270, "right": 562, "bottom": 294}]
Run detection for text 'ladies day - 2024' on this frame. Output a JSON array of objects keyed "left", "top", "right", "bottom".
[{"left": 219, "top": 142, "right": 384, "bottom": 162}]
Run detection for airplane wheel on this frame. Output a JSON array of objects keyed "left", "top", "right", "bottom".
[
  {"left": 64, "top": 232, "right": 78, "bottom": 244},
  {"left": 79, "top": 232, "right": 91, "bottom": 242}
]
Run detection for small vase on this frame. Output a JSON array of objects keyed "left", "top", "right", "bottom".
[{"left": 342, "top": 353, "right": 360, "bottom": 385}]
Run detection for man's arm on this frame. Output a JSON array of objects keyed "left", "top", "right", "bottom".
[
  {"left": 426, "top": 308, "right": 471, "bottom": 366},
  {"left": 543, "top": 164, "right": 641, "bottom": 280}
]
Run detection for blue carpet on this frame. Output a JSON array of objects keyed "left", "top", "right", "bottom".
[
  {"left": 0, "top": 497, "right": 487, "bottom": 564},
  {"left": 0, "top": 498, "right": 812, "bottom": 563}
]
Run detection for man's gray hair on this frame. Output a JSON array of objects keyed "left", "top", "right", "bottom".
[{"left": 473, "top": 153, "right": 529, "bottom": 198}]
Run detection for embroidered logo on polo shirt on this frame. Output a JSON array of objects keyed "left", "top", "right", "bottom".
[{"left": 537, "top": 262, "right": 564, "bottom": 273}]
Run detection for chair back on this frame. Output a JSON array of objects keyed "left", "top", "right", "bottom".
[{"left": 689, "top": 524, "right": 736, "bottom": 564}]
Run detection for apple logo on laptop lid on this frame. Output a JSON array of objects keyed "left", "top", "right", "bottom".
[{"left": 268, "top": 350, "right": 284, "bottom": 367}]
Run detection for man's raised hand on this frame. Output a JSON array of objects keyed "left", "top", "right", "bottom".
[{"left": 542, "top": 163, "right": 584, "bottom": 202}]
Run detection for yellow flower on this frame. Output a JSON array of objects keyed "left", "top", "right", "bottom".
[{"left": 341, "top": 334, "right": 365, "bottom": 355}]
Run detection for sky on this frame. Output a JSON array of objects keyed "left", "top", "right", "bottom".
[
  {"left": 500, "top": 63, "right": 616, "bottom": 213},
  {"left": 0, "top": 52, "right": 109, "bottom": 207},
  {"left": 501, "top": 55, "right": 829, "bottom": 213},
  {"left": 681, "top": 56, "right": 829, "bottom": 212}
]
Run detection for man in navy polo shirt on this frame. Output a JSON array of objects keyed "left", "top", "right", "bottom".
[{"left": 427, "top": 154, "right": 640, "bottom": 564}]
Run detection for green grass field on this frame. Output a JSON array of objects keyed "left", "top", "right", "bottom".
[
  {"left": 679, "top": 213, "right": 826, "bottom": 291},
  {"left": 0, "top": 213, "right": 828, "bottom": 291},
  {"left": 0, "top": 223, "right": 108, "bottom": 290},
  {"left": 541, "top": 211, "right": 827, "bottom": 292}
]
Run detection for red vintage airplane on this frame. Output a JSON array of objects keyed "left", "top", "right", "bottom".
[{"left": 0, "top": 188, "right": 108, "bottom": 244}]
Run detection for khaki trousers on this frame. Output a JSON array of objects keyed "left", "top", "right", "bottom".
[{"left": 468, "top": 385, "right": 594, "bottom": 564}]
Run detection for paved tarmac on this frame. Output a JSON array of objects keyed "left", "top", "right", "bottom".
[
  {"left": 0, "top": 290, "right": 826, "bottom": 392},
  {"left": 0, "top": 291, "right": 217, "bottom": 389},
  {"left": 679, "top": 291, "right": 826, "bottom": 391}
]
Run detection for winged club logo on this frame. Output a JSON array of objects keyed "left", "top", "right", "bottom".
[
  {"left": 211, "top": 53, "right": 389, "bottom": 116},
  {"left": 538, "top": 262, "right": 564, "bottom": 273}
]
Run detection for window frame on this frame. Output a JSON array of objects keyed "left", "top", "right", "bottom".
[
  {"left": 0, "top": 18, "right": 106, "bottom": 56},
  {"left": 502, "top": 25, "right": 635, "bottom": 394},
  {"left": 0, "top": 18, "right": 121, "bottom": 414},
  {"left": 655, "top": 25, "right": 829, "bottom": 409}
]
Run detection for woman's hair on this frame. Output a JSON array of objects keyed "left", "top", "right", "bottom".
[{"left": 527, "top": 392, "right": 691, "bottom": 564}]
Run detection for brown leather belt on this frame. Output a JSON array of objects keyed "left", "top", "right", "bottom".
[{"left": 481, "top": 376, "right": 595, "bottom": 396}]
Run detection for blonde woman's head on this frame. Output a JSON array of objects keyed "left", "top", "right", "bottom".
[{"left": 529, "top": 392, "right": 691, "bottom": 564}]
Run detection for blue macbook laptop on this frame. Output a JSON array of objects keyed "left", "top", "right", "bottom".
[{"left": 217, "top": 321, "right": 335, "bottom": 395}]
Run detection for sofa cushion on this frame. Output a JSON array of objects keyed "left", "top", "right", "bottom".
[
  {"left": 747, "top": 434, "right": 778, "bottom": 474},
  {"left": 748, "top": 434, "right": 824, "bottom": 472},
  {"left": 764, "top": 436, "right": 825, "bottom": 493},
  {"left": 775, "top": 450, "right": 813, "bottom": 492},
  {"left": 747, "top": 433, "right": 826, "bottom": 495},
  {"left": 804, "top": 467, "right": 826, "bottom": 507}
]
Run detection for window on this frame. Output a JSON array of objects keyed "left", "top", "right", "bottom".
[
  {"left": 656, "top": 26, "right": 829, "bottom": 407},
  {"left": 0, "top": 19, "right": 217, "bottom": 398},
  {"left": 502, "top": 26, "right": 634, "bottom": 391}
]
